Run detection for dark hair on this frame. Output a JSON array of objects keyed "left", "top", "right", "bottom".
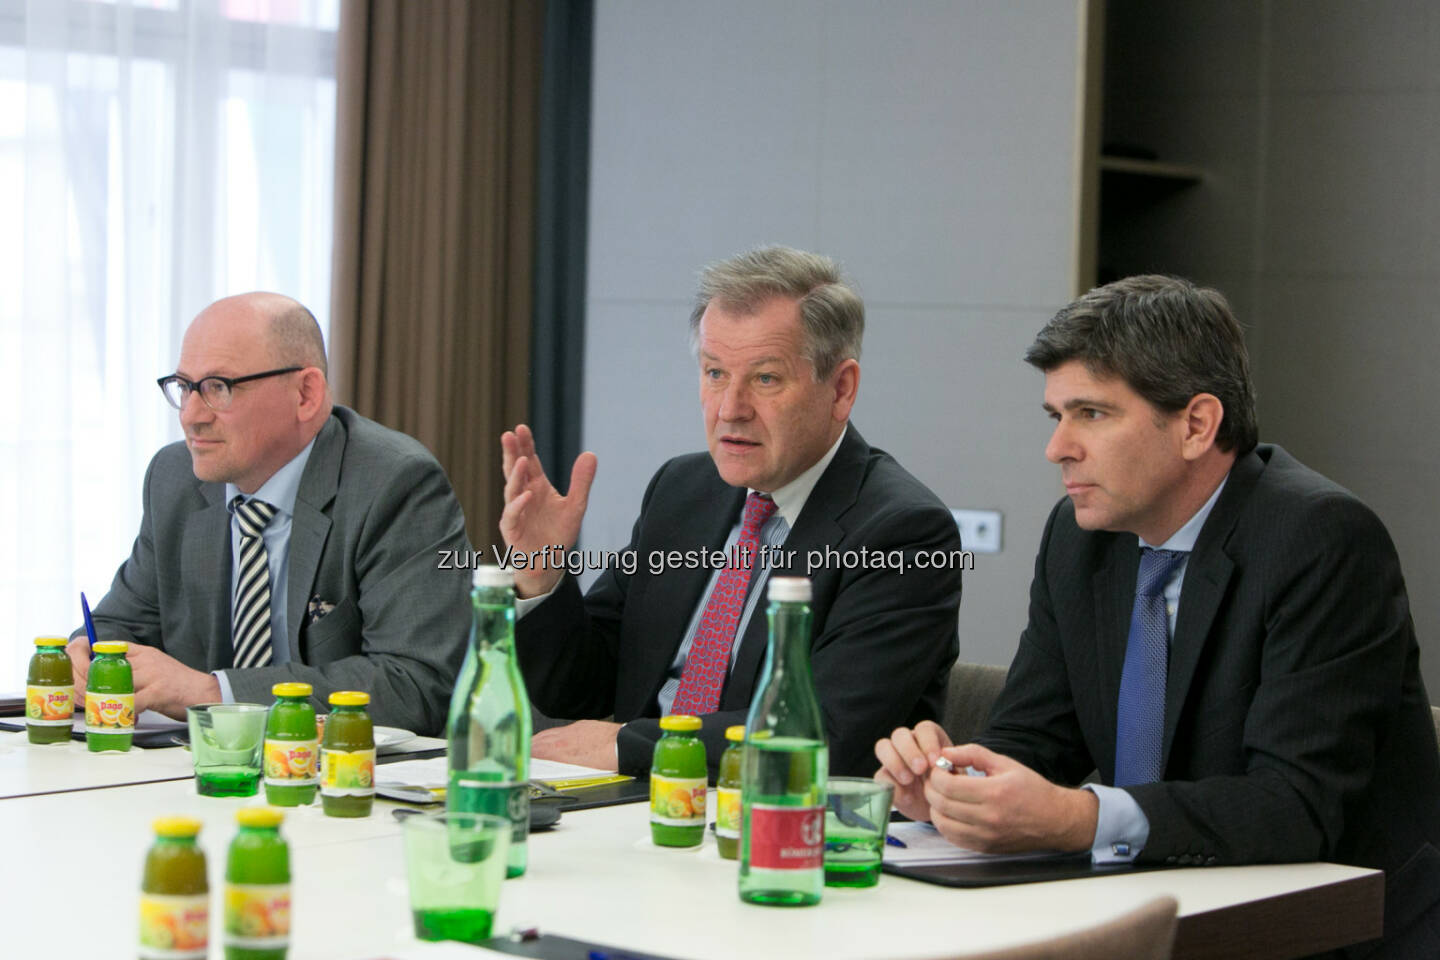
[
  {"left": 689, "top": 245, "right": 863, "bottom": 379},
  {"left": 1025, "top": 275, "right": 1258, "bottom": 453}
]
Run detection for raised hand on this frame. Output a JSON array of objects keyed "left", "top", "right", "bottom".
[{"left": 499, "top": 424, "right": 598, "bottom": 598}]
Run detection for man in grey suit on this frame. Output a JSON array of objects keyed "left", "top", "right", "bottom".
[
  {"left": 67, "top": 293, "right": 471, "bottom": 735},
  {"left": 877, "top": 276, "right": 1439, "bottom": 956}
]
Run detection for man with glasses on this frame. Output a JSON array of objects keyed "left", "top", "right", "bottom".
[{"left": 68, "top": 292, "right": 471, "bottom": 735}]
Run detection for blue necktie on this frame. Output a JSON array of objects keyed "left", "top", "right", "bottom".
[{"left": 1114, "top": 547, "right": 1189, "bottom": 787}]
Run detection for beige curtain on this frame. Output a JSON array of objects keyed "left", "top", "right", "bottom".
[{"left": 329, "top": 0, "right": 543, "bottom": 548}]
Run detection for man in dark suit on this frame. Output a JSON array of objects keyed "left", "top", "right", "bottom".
[
  {"left": 68, "top": 293, "right": 471, "bottom": 735},
  {"left": 876, "top": 275, "right": 1440, "bottom": 955},
  {"left": 501, "top": 246, "right": 963, "bottom": 776}
]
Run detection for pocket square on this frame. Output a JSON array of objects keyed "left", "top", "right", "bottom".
[{"left": 307, "top": 596, "right": 337, "bottom": 624}]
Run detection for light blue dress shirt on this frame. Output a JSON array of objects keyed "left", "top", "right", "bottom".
[
  {"left": 1085, "top": 476, "right": 1227, "bottom": 863},
  {"left": 213, "top": 438, "right": 317, "bottom": 702}
]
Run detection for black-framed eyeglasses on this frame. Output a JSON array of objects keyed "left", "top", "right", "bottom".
[{"left": 156, "top": 367, "right": 302, "bottom": 411}]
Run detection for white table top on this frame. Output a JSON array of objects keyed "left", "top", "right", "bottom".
[
  {"left": 0, "top": 728, "right": 445, "bottom": 799},
  {"left": 0, "top": 770, "right": 1380, "bottom": 959}
]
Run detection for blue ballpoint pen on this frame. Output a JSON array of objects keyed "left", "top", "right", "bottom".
[
  {"left": 80, "top": 591, "right": 98, "bottom": 660},
  {"left": 885, "top": 834, "right": 908, "bottom": 848}
]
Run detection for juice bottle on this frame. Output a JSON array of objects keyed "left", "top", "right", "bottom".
[
  {"left": 224, "top": 807, "right": 291, "bottom": 960},
  {"left": 264, "top": 682, "right": 319, "bottom": 806},
  {"left": 650, "top": 714, "right": 707, "bottom": 847},
  {"left": 320, "top": 690, "right": 375, "bottom": 817},
  {"left": 85, "top": 640, "right": 134, "bottom": 752},
  {"left": 26, "top": 636, "right": 74, "bottom": 744},
  {"left": 715, "top": 724, "right": 745, "bottom": 859},
  {"left": 139, "top": 816, "right": 209, "bottom": 960}
]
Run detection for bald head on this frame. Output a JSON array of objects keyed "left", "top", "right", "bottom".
[
  {"left": 177, "top": 292, "right": 332, "bottom": 493},
  {"left": 195, "top": 292, "right": 328, "bottom": 376}
]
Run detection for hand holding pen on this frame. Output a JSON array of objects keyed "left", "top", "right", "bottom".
[{"left": 872, "top": 719, "right": 957, "bottom": 824}]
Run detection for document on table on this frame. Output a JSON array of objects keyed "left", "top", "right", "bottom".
[
  {"left": 883, "top": 821, "right": 1075, "bottom": 866},
  {"left": 376, "top": 756, "right": 632, "bottom": 802}
]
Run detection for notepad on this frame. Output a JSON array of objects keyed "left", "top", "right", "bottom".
[
  {"left": 374, "top": 756, "right": 634, "bottom": 804},
  {"left": 882, "top": 821, "right": 1072, "bottom": 866}
]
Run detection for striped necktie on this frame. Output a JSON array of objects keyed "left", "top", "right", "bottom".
[{"left": 231, "top": 496, "right": 278, "bottom": 669}]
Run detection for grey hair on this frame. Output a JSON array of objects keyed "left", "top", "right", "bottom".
[
  {"left": 1026, "top": 274, "right": 1258, "bottom": 453},
  {"left": 689, "top": 245, "right": 863, "bottom": 379},
  {"left": 266, "top": 299, "right": 328, "bottom": 377}
]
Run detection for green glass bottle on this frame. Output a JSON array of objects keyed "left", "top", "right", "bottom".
[
  {"left": 85, "top": 640, "right": 134, "bottom": 752},
  {"left": 447, "top": 565, "right": 532, "bottom": 878},
  {"left": 320, "top": 691, "right": 375, "bottom": 817},
  {"left": 224, "top": 807, "right": 291, "bottom": 960},
  {"left": 739, "top": 577, "right": 828, "bottom": 907},
  {"left": 26, "top": 637, "right": 74, "bottom": 745},
  {"left": 264, "top": 683, "right": 319, "bottom": 806},
  {"left": 650, "top": 715, "right": 707, "bottom": 847},
  {"left": 139, "top": 817, "right": 209, "bottom": 960},
  {"left": 715, "top": 724, "right": 745, "bottom": 859}
]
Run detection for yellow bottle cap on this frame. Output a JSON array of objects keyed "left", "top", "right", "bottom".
[
  {"left": 659, "top": 715, "right": 701, "bottom": 732},
  {"left": 33, "top": 636, "right": 68, "bottom": 648},
  {"left": 329, "top": 690, "right": 370, "bottom": 707},
  {"left": 92, "top": 641, "right": 129, "bottom": 655},
  {"left": 725, "top": 725, "right": 745, "bottom": 742},
  {"left": 152, "top": 816, "right": 202, "bottom": 839},
  {"left": 272, "top": 682, "right": 313, "bottom": 698},
  {"left": 236, "top": 807, "right": 285, "bottom": 829}
]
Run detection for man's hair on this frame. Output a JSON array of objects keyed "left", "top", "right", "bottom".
[
  {"left": 1025, "top": 274, "right": 1258, "bottom": 453},
  {"left": 267, "top": 300, "right": 328, "bottom": 377},
  {"left": 689, "top": 245, "right": 863, "bottom": 379}
]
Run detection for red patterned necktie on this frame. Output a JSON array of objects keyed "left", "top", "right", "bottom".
[{"left": 671, "top": 492, "right": 778, "bottom": 715}]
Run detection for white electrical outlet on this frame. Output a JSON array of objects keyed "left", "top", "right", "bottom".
[{"left": 951, "top": 508, "right": 1002, "bottom": 554}]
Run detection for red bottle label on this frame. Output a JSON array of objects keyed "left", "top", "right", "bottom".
[{"left": 747, "top": 803, "right": 824, "bottom": 870}]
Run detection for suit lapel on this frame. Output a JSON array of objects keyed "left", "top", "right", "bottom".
[
  {"left": 634, "top": 475, "right": 746, "bottom": 706},
  {"left": 286, "top": 416, "right": 342, "bottom": 660},
  {"left": 1160, "top": 452, "right": 1260, "bottom": 764},
  {"left": 1094, "top": 536, "right": 1139, "bottom": 762},
  {"left": 183, "top": 481, "right": 233, "bottom": 671}
]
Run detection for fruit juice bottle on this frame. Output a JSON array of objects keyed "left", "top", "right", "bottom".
[
  {"left": 320, "top": 691, "right": 375, "bottom": 817},
  {"left": 139, "top": 816, "right": 209, "bottom": 960},
  {"left": 86, "top": 640, "right": 134, "bottom": 752},
  {"left": 715, "top": 724, "right": 745, "bottom": 859},
  {"left": 26, "top": 637, "right": 74, "bottom": 745},
  {"left": 264, "top": 682, "right": 319, "bottom": 806},
  {"left": 224, "top": 807, "right": 291, "bottom": 960},
  {"left": 650, "top": 714, "right": 707, "bottom": 847}
]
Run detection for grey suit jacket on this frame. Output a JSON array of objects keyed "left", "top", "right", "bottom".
[
  {"left": 981, "top": 445, "right": 1440, "bottom": 953},
  {"left": 86, "top": 406, "right": 472, "bottom": 735}
]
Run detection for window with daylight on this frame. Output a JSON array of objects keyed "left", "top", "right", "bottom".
[{"left": 0, "top": 0, "right": 338, "bottom": 692}]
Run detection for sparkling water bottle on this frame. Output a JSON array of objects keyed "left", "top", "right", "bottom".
[
  {"left": 739, "top": 576, "right": 828, "bottom": 906},
  {"left": 447, "top": 565, "right": 532, "bottom": 878}
]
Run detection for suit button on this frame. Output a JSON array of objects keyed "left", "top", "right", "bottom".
[
  {"left": 1177, "top": 854, "right": 1192, "bottom": 865},
  {"left": 1205, "top": 856, "right": 1217, "bottom": 865},
  {"left": 1165, "top": 856, "right": 1177, "bottom": 865}
]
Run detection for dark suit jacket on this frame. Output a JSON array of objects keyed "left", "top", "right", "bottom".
[
  {"left": 981, "top": 444, "right": 1440, "bottom": 953},
  {"left": 517, "top": 425, "right": 963, "bottom": 777},
  {"left": 84, "top": 406, "right": 472, "bottom": 735}
]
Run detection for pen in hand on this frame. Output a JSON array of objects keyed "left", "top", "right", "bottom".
[
  {"left": 80, "top": 592, "right": 98, "bottom": 661},
  {"left": 934, "top": 756, "right": 987, "bottom": 777}
]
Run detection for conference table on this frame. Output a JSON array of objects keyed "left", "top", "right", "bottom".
[{"left": 0, "top": 729, "right": 1382, "bottom": 959}]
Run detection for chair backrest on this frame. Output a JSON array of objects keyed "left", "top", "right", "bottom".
[
  {"left": 935, "top": 895, "right": 1179, "bottom": 960},
  {"left": 942, "top": 661, "right": 1009, "bottom": 744}
]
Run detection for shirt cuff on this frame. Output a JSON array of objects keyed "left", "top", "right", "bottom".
[
  {"left": 514, "top": 576, "right": 563, "bottom": 619},
  {"left": 213, "top": 670, "right": 235, "bottom": 704},
  {"left": 1083, "top": 783, "right": 1149, "bottom": 863}
]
